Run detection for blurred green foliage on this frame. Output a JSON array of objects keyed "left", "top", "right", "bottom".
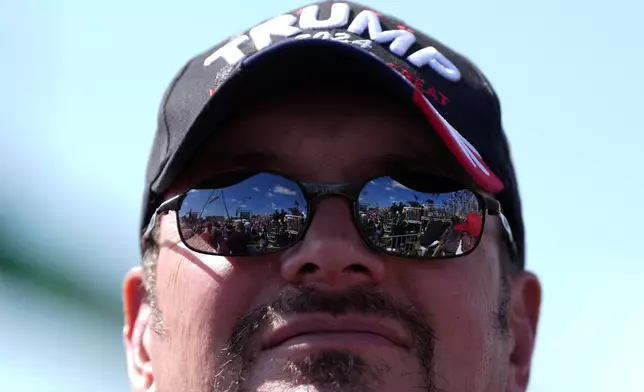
[{"left": 0, "top": 225, "right": 121, "bottom": 321}]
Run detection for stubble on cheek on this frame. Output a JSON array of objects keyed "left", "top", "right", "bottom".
[
  {"left": 148, "top": 321, "right": 221, "bottom": 392},
  {"left": 152, "top": 260, "right": 242, "bottom": 392}
]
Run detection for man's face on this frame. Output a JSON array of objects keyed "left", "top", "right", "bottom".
[{"left": 123, "top": 86, "right": 541, "bottom": 392}]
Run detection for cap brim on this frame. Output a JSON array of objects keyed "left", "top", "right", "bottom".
[{"left": 152, "top": 39, "right": 504, "bottom": 195}]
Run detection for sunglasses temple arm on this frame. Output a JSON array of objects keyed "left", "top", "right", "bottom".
[
  {"left": 496, "top": 211, "right": 518, "bottom": 258},
  {"left": 142, "top": 194, "right": 183, "bottom": 241},
  {"left": 484, "top": 196, "right": 517, "bottom": 258},
  {"left": 142, "top": 213, "right": 159, "bottom": 241}
]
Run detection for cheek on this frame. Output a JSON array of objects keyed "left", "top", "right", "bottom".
[
  {"left": 153, "top": 246, "right": 282, "bottom": 361},
  {"left": 400, "top": 253, "right": 502, "bottom": 387}
]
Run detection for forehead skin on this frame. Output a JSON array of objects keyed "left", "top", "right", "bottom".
[
  {"left": 168, "top": 83, "right": 467, "bottom": 193},
  {"left": 151, "top": 84, "right": 510, "bottom": 392}
]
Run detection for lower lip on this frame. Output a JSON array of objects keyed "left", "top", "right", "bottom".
[{"left": 267, "top": 332, "right": 402, "bottom": 352}]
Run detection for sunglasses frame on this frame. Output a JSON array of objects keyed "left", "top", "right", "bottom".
[{"left": 144, "top": 172, "right": 517, "bottom": 260}]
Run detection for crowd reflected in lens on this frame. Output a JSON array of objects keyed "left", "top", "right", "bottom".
[
  {"left": 356, "top": 179, "right": 483, "bottom": 258},
  {"left": 178, "top": 173, "right": 308, "bottom": 255},
  {"left": 175, "top": 173, "right": 484, "bottom": 258},
  {"left": 180, "top": 206, "right": 306, "bottom": 255}
]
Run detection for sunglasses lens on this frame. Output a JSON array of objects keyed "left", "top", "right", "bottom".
[
  {"left": 177, "top": 173, "right": 308, "bottom": 255},
  {"left": 356, "top": 177, "right": 483, "bottom": 258}
]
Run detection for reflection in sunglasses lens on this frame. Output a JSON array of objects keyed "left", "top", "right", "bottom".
[
  {"left": 176, "top": 173, "right": 483, "bottom": 259},
  {"left": 356, "top": 177, "right": 482, "bottom": 258},
  {"left": 177, "top": 173, "right": 307, "bottom": 255}
]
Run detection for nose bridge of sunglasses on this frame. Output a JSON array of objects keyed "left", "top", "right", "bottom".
[
  {"left": 295, "top": 181, "right": 359, "bottom": 214},
  {"left": 301, "top": 182, "right": 363, "bottom": 199},
  {"left": 306, "top": 195, "right": 358, "bottom": 221}
]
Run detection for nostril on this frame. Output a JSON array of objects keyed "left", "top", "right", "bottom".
[
  {"left": 347, "top": 264, "right": 369, "bottom": 274},
  {"left": 300, "top": 263, "right": 319, "bottom": 274}
]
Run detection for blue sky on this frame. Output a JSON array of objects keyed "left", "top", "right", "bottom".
[{"left": 1, "top": 0, "right": 643, "bottom": 391}]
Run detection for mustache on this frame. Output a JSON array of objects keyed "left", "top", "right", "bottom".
[{"left": 225, "top": 285, "right": 436, "bottom": 360}]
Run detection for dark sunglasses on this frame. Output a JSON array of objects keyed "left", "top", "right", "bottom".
[{"left": 144, "top": 171, "right": 515, "bottom": 260}]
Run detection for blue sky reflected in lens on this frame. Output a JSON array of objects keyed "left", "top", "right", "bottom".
[
  {"left": 181, "top": 175, "right": 472, "bottom": 218},
  {"left": 184, "top": 173, "right": 307, "bottom": 217},
  {"left": 360, "top": 177, "right": 461, "bottom": 208}
]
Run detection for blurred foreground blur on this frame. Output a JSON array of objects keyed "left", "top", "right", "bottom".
[{"left": 0, "top": 224, "right": 128, "bottom": 392}]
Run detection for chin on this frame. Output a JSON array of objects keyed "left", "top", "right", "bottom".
[{"left": 237, "top": 349, "right": 430, "bottom": 392}]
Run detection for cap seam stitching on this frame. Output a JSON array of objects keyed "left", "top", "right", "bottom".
[
  {"left": 145, "top": 59, "right": 194, "bottom": 228},
  {"left": 155, "top": 59, "right": 194, "bottom": 187}
]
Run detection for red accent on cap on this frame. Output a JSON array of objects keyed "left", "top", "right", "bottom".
[{"left": 412, "top": 88, "right": 504, "bottom": 194}]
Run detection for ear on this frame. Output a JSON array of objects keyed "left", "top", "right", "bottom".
[
  {"left": 506, "top": 271, "right": 542, "bottom": 392},
  {"left": 123, "top": 267, "right": 155, "bottom": 392}
]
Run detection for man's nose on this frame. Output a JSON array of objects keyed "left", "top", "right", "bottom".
[{"left": 280, "top": 197, "right": 386, "bottom": 288}]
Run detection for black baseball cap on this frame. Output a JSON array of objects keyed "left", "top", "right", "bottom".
[{"left": 141, "top": 1, "right": 525, "bottom": 268}]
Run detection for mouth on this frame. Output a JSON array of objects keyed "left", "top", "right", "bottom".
[{"left": 260, "top": 314, "right": 411, "bottom": 352}]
